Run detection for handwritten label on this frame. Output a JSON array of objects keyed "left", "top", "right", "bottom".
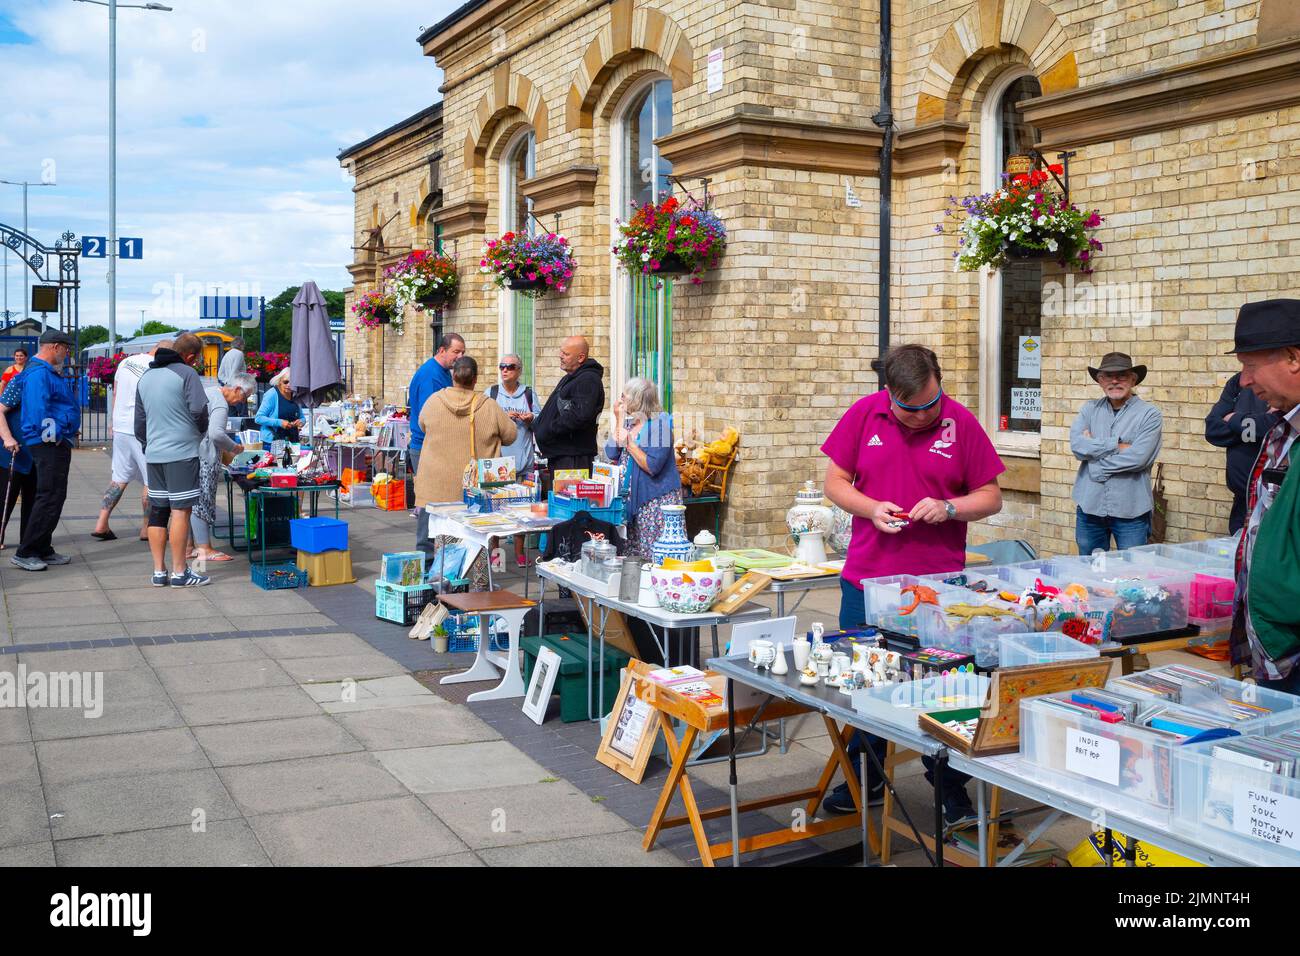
[
  {"left": 1065, "top": 727, "right": 1120, "bottom": 785},
  {"left": 707, "top": 49, "right": 724, "bottom": 94},
  {"left": 1233, "top": 786, "right": 1300, "bottom": 851}
]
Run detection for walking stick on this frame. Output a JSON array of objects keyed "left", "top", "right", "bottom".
[{"left": 0, "top": 457, "right": 15, "bottom": 551}]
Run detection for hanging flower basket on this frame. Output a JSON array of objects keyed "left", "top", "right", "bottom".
[
  {"left": 416, "top": 288, "right": 455, "bottom": 309},
  {"left": 614, "top": 195, "right": 726, "bottom": 285},
  {"left": 480, "top": 231, "right": 575, "bottom": 300},
  {"left": 386, "top": 249, "right": 459, "bottom": 326},
  {"left": 940, "top": 165, "right": 1103, "bottom": 274},
  {"left": 353, "top": 289, "right": 398, "bottom": 332},
  {"left": 246, "top": 351, "right": 289, "bottom": 383}
]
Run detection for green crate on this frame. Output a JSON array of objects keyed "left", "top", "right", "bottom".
[{"left": 521, "top": 633, "right": 631, "bottom": 723}]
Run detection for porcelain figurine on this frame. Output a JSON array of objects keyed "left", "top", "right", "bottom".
[
  {"left": 799, "top": 667, "right": 820, "bottom": 686},
  {"left": 810, "top": 641, "right": 834, "bottom": 678},
  {"left": 771, "top": 641, "right": 789, "bottom": 675}
]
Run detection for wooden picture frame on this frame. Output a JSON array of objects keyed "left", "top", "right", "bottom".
[
  {"left": 710, "top": 571, "right": 772, "bottom": 616},
  {"left": 522, "top": 646, "right": 562, "bottom": 725},
  {"left": 596, "top": 667, "right": 658, "bottom": 784}
]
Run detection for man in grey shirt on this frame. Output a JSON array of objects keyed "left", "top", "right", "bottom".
[
  {"left": 135, "top": 332, "right": 211, "bottom": 586},
  {"left": 1069, "top": 351, "right": 1163, "bottom": 554},
  {"left": 217, "top": 337, "right": 248, "bottom": 415}
]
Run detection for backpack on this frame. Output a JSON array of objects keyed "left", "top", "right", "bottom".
[{"left": 490, "top": 384, "right": 534, "bottom": 411}]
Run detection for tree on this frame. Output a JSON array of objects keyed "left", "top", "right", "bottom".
[
  {"left": 140, "top": 320, "right": 181, "bottom": 337},
  {"left": 78, "top": 324, "right": 111, "bottom": 350},
  {"left": 220, "top": 286, "right": 346, "bottom": 354}
]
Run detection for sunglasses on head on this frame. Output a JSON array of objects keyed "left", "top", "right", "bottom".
[
  {"left": 499, "top": 363, "right": 519, "bottom": 371},
  {"left": 891, "top": 389, "right": 943, "bottom": 412}
]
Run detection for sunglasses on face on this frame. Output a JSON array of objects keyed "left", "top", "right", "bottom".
[
  {"left": 891, "top": 389, "right": 943, "bottom": 412},
  {"left": 499, "top": 364, "right": 519, "bottom": 371}
]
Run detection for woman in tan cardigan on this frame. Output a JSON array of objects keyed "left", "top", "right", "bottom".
[{"left": 413, "top": 356, "right": 517, "bottom": 507}]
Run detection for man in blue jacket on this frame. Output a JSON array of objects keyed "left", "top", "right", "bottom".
[
  {"left": 407, "top": 332, "right": 465, "bottom": 473},
  {"left": 0, "top": 329, "right": 81, "bottom": 570},
  {"left": 1205, "top": 372, "right": 1279, "bottom": 534}
]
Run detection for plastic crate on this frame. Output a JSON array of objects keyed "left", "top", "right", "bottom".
[
  {"left": 547, "top": 490, "right": 625, "bottom": 526},
  {"left": 850, "top": 672, "right": 990, "bottom": 732},
  {"left": 444, "top": 613, "right": 511, "bottom": 653},
  {"left": 338, "top": 482, "right": 374, "bottom": 507},
  {"left": 289, "top": 517, "right": 348, "bottom": 554},
  {"left": 999, "top": 631, "right": 1100, "bottom": 668},
  {"left": 1108, "top": 664, "right": 1300, "bottom": 735},
  {"left": 375, "top": 580, "right": 435, "bottom": 625},
  {"left": 296, "top": 549, "right": 356, "bottom": 586},
  {"left": 373, "top": 481, "right": 406, "bottom": 511},
  {"left": 251, "top": 561, "right": 309, "bottom": 591},
  {"left": 464, "top": 486, "right": 538, "bottom": 513},
  {"left": 1075, "top": 568, "right": 1193, "bottom": 639}
]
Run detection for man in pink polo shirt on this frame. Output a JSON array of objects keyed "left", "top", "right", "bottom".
[{"left": 820, "top": 344, "right": 1005, "bottom": 820}]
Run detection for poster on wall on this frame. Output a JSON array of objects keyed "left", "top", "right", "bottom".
[
  {"left": 1011, "top": 387, "right": 1042, "bottom": 421},
  {"left": 707, "top": 49, "right": 724, "bottom": 94},
  {"left": 1018, "top": 336, "right": 1042, "bottom": 379}
]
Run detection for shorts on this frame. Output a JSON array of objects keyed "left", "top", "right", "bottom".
[
  {"left": 111, "top": 434, "right": 148, "bottom": 485},
  {"left": 146, "top": 458, "right": 201, "bottom": 509}
]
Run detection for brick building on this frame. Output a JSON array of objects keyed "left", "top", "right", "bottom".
[{"left": 340, "top": 0, "right": 1300, "bottom": 556}]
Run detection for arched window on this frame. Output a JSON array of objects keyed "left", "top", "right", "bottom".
[
  {"left": 979, "top": 70, "right": 1043, "bottom": 450},
  {"left": 499, "top": 128, "right": 536, "bottom": 384},
  {"left": 612, "top": 76, "right": 674, "bottom": 410}
]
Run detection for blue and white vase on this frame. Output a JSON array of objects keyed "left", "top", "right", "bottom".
[{"left": 651, "top": 504, "right": 693, "bottom": 565}]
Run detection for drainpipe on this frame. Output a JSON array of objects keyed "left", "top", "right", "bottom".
[{"left": 870, "top": 0, "right": 893, "bottom": 389}]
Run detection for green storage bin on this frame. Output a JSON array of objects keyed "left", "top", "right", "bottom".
[{"left": 521, "top": 633, "right": 630, "bottom": 723}]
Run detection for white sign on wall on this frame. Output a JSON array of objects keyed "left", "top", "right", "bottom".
[
  {"left": 1018, "top": 335, "right": 1042, "bottom": 379},
  {"left": 1010, "top": 387, "right": 1042, "bottom": 421},
  {"left": 707, "top": 49, "right": 724, "bottom": 94}
]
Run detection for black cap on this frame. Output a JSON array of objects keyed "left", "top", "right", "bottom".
[
  {"left": 1228, "top": 299, "right": 1300, "bottom": 354},
  {"left": 38, "top": 329, "right": 74, "bottom": 348}
]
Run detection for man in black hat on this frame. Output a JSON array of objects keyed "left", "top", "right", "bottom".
[
  {"left": 1227, "top": 299, "right": 1300, "bottom": 691},
  {"left": 0, "top": 329, "right": 81, "bottom": 570},
  {"left": 1069, "top": 351, "right": 1163, "bottom": 554}
]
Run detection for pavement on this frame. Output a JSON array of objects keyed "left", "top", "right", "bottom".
[{"left": 0, "top": 448, "right": 1221, "bottom": 867}]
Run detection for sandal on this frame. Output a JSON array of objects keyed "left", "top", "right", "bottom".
[
  {"left": 198, "top": 551, "right": 234, "bottom": 562},
  {"left": 91, "top": 530, "right": 118, "bottom": 541}
]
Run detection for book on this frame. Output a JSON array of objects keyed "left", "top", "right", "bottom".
[{"left": 646, "top": 665, "right": 706, "bottom": 685}]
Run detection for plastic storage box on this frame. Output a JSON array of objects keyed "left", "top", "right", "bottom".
[
  {"left": 373, "top": 481, "right": 406, "bottom": 511},
  {"left": 1075, "top": 568, "right": 1194, "bottom": 639},
  {"left": 251, "top": 561, "right": 309, "bottom": 591},
  {"left": 999, "top": 631, "right": 1101, "bottom": 668},
  {"left": 547, "top": 490, "right": 625, "bottom": 526},
  {"left": 296, "top": 549, "right": 355, "bottom": 586},
  {"left": 1172, "top": 735, "right": 1300, "bottom": 865},
  {"left": 465, "top": 486, "right": 539, "bottom": 513},
  {"left": 915, "top": 592, "right": 1031, "bottom": 656},
  {"left": 375, "top": 580, "right": 435, "bottom": 625},
  {"left": 1108, "top": 664, "right": 1300, "bottom": 735},
  {"left": 851, "top": 672, "right": 990, "bottom": 732},
  {"left": 289, "top": 517, "right": 349, "bottom": 554},
  {"left": 860, "top": 575, "right": 950, "bottom": 637}
]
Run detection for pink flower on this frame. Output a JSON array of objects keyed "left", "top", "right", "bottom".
[{"left": 527, "top": 271, "right": 537, "bottom": 281}]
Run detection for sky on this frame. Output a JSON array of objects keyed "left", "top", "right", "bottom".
[{"left": 0, "top": 0, "right": 462, "bottom": 339}]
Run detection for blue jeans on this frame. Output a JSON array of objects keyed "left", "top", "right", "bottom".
[{"left": 1075, "top": 507, "right": 1151, "bottom": 555}]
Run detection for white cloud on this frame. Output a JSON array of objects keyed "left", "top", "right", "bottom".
[{"left": 0, "top": 0, "right": 457, "bottom": 337}]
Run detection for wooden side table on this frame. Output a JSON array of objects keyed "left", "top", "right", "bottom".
[{"left": 438, "top": 590, "right": 536, "bottom": 702}]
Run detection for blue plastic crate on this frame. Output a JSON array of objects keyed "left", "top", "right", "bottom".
[
  {"left": 289, "top": 517, "right": 349, "bottom": 553},
  {"left": 463, "top": 487, "right": 539, "bottom": 513},
  {"left": 444, "top": 613, "right": 511, "bottom": 653},
  {"left": 251, "top": 562, "right": 309, "bottom": 591},
  {"left": 375, "top": 580, "right": 435, "bottom": 625},
  {"left": 546, "top": 490, "right": 625, "bottom": 526}
]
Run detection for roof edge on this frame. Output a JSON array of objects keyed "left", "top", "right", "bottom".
[{"left": 338, "top": 103, "right": 443, "bottom": 162}]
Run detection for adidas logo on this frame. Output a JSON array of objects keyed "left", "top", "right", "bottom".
[{"left": 867, "top": 434, "right": 883, "bottom": 447}]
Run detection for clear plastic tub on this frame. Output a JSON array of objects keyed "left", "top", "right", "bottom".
[
  {"left": 860, "top": 575, "right": 960, "bottom": 637},
  {"left": 918, "top": 565, "right": 1020, "bottom": 597},
  {"left": 851, "top": 672, "right": 990, "bottom": 731},
  {"left": 1004, "top": 557, "right": 1099, "bottom": 590},
  {"left": 999, "top": 631, "right": 1102, "bottom": 668},
  {"left": 1073, "top": 567, "right": 1194, "bottom": 639},
  {"left": 1172, "top": 736, "right": 1300, "bottom": 865},
  {"left": 916, "top": 593, "right": 1030, "bottom": 655},
  {"left": 1108, "top": 664, "right": 1300, "bottom": 734},
  {"left": 1167, "top": 535, "right": 1240, "bottom": 562}
]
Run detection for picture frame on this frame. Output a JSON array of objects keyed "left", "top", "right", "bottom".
[
  {"left": 522, "top": 646, "right": 562, "bottom": 725},
  {"left": 710, "top": 571, "right": 772, "bottom": 615},
  {"left": 596, "top": 667, "right": 658, "bottom": 783}
]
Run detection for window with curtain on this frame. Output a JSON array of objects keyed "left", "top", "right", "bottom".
[
  {"left": 621, "top": 78, "right": 674, "bottom": 410},
  {"left": 502, "top": 131, "right": 536, "bottom": 385}
]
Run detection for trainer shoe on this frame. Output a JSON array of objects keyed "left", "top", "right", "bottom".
[
  {"left": 10, "top": 554, "right": 47, "bottom": 572},
  {"left": 821, "top": 780, "right": 886, "bottom": 815},
  {"left": 169, "top": 569, "right": 210, "bottom": 587},
  {"left": 40, "top": 552, "right": 72, "bottom": 566},
  {"left": 151, "top": 570, "right": 169, "bottom": 587}
]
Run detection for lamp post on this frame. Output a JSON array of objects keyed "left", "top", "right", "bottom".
[
  {"left": 0, "top": 178, "right": 56, "bottom": 329},
  {"left": 73, "top": 0, "right": 173, "bottom": 352}
]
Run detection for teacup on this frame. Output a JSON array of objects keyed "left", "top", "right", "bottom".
[{"left": 749, "top": 639, "right": 776, "bottom": 670}]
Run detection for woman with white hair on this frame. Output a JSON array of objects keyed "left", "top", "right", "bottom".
[
  {"left": 604, "top": 376, "right": 678, "bottom": 560},
  {"left": 192, "top": 372, "right": 257, "bottom": 562},
  {"left": 254, "top": 368, "right": 305, "bottom": 444}
]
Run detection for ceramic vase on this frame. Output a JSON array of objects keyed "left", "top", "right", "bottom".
[
  {"left": 651, "top": 504, "right": 693, "bottom": 565},
  {"left": 771, "top": 642, "right": 789, "bottom": 676}
]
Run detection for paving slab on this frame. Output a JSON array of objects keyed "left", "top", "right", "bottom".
[
  {"left": 125, "top": 618, "right": 237, "bottom": 638},
  {"left": 113, "top": 600, "right": 221, "bottom": 623},
  {"left": 10, "top": 606, "right": 115, "bottom": 630},
  {"left": 419, "top": 782, "right": 631, "bottom": 850},
  {"left": 11, "top": 623, "right": 130, "bottom": 644},
  {"left": 388, "top": 852, "right": 484, "bottom": 866},
  {"left": 153, "top": 659, "right": 295, "bottom": 696},
  {"left": 0, "top": 841, "right": 55, "bottom": 866},
  {"left": 301, "top": 680, "right": 377, "bottom": 704},
  {"left": 348, "top": 674, "right": 432, "bottom": 698},
  {"left": 45, "top": 767, "right": 240, "bottom": 840},
  {"left": 228, "top": 613, "right": 338, "bottom": 633},
  {"left": 140, "top": 639, "right": 269, "bottom": 667},
  {"left": 373, "top": 741, "right": 549, "bottom": 794},
  {"left": 53, "top": 820, "right": 272, "bottom": 867},
  {"left": 217, "top": 752, "right": 409, "bottom": 816},
  {"left": 17, "top": 645, "right": 151, "bottom": 673},
  {"left": 253, "top": 632, "right": 374, "bottom": 659},
  {"left": 35, "top": 728, "right": 207, "bottom": 784},
  {"left": 318, "top": 693, "right": 444, "bottom": 715},
  {"left": 27, "top": 695, "right": 184, "bottom": 742},
  {"left": 0, "top": 707, "right": 31, "bottom": 744},
  {"left": 193, "top": 716, "right": 365, "bottom": 767},
  {"left": 247, "top": 796, "right": 468, "bottom": 866},
  {"left": 277, "top": 653, "right": 407, "bottom": 683},
  {"left": 0, "top": 571, "right": 102, "bottom": 595},
  {"left": 335, "top": 702, "right": 500, "bottom": 750},
  {"left": 475, "top": 831, "right": 685, "bottom": 867},
  {"left": 4, "top": 590, "right": 113, "bottom": 612},
  {"left": 171, "top": 684, "right": 322, "bottom": 726}
]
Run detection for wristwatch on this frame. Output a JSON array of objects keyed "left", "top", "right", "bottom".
[{"left": 944, "top": 500, "right": 957, "bottom": 520}]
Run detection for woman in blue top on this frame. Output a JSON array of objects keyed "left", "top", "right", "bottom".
[
  {"left": 604, "top": 376, "right": 679, "bottom": 561},
  {"left": 254, "top": 369, "right": 305, "bottom": 444}
]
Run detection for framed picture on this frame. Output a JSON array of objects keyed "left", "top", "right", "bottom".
[
  {"left": 522, "top": 646, "right": 562, "bottom": 725},
  {"left": 596, "top": 668, "right": 658, "bottom": 784}
]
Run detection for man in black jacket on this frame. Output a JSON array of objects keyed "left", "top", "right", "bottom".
[
  {"left": 1205, "top": 371, "right": 1279, "bottom": 534},
  {"left": 534, "top": 335, "right": 605, "bottom": 474}
]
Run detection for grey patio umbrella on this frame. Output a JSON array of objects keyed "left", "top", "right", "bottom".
[{"left": 289, "top": 281, "right": 342, "bottom": 443}]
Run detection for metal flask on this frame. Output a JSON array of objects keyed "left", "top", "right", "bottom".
[{"left": 618, "top": 557, "right": 642, "bottom": 602}]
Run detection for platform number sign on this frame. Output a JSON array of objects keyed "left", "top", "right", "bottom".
[
  {"left": 118, "top": 238, "right": 143, "bottom": 259},
  {"left": 81, "top": 236, "right": 107, "bottom": 258}
]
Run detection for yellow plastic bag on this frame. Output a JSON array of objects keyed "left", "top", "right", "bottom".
[{"left": 1067, "top": 830, "right": 1202, "bottom": 868}]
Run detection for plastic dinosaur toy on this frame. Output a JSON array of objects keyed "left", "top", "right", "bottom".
[
  {"left": 944, "top": 603, "right": 1024, "bottom": 623},
  {"left": 899, "top": 585, "right": 940, "bottom": 615}
]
